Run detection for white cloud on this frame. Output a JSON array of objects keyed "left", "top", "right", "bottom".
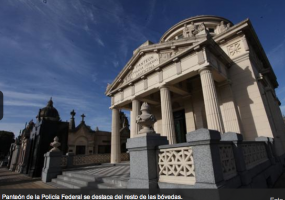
[
  {"left": 96, "top": 38, "right": 105, "bottom": 47},
  {"left": 5, "top": 100, "right": 44, "bottom": 108},
  {"left": 113, "top": 61, "right": 119, "bottom": 68}
]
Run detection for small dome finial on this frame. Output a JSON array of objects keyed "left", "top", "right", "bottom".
[{"left": 47, "top": 97, "right": 53, "bottom": 107}]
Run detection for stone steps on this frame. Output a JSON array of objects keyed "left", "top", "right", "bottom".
[{"left": 51, "top": 171, "right": 127, "bottom": 189}]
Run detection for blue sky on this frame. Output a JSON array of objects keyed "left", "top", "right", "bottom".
[{"left": 0, "top": 0, "right": 285, "bottom": 136}]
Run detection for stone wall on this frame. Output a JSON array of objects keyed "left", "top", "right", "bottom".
[
  {"left": 157, "top": 129, "right": 284, "bottom": 188},
  {"left": 126, "top": 129, "right": 284, "bottom": 189}
]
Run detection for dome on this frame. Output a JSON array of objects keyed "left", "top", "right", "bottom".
[
  {"left": 159, "top": 15, "right": 233, "bottom": 43},
  {"left": 39, "top": 98, "right": 60, "bottom": 121}
]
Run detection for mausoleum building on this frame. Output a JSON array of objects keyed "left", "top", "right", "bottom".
[
  {"left": 105, "top": 15, "right": 285, "bottom": 163},
  {"left": 67, "top": 110, "right": 130, "bottom": 155}
]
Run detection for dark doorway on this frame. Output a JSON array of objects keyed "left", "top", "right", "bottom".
[
  {"left": 76, "top": 145, "right": 86, "bottom": 155},
  {"left": 173, "top": 110, "right": 187, "bottom": 143}
]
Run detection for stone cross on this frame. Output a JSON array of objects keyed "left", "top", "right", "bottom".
[{"left": 81, "top": 114, "right": 85, "bottom": 122}]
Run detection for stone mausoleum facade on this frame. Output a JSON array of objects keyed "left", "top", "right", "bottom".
[
  {"left": 105, "top": 15, "right": 285, "bottom": 164},
  {"left": 67, "top": 110, "right": 129, "bottom": 155}
]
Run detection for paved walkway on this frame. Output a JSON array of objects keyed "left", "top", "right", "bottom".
[
  {"left": 76, "top": 163, "right": 130, "bottom": 180},
  {"left": 0, "top": 167, "right": 54, "bottom": 189},
  {"left": 1, "top": 165, "right": 285, "bottom": 189}
]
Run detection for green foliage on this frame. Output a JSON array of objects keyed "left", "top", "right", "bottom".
[{"left": 0, "top": 131, "right": 15, "bottom": 158}]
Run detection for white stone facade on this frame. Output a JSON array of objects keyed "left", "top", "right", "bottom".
[{"left": 106, "top": 15, "right": 285, "bottom": 162}]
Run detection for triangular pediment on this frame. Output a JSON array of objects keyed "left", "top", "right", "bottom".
[
  {"left": 106, "top": 42, "right": 195, "bottom": 95},
  {"left": 123, "top": 52, "right": 159, "bottom": 84}
]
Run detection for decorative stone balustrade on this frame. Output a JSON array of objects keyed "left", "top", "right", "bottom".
[
  {"left": 158, "top": 146, "right": 195, "bottom": 185},
  {"left": 73, "top": 154, "right": 110, "bottom": 166},
  {"left": 60, "top": 155, "right": 67, "bottom": 167},
  {"left": 219, "top": 144, "right": 237, "bottom": 180},
  {"left": 152, "top": 129, "right": 283, "bottom": 188},
  {"left": 241, "top": 142, "right": 268, "bottom": 170}
]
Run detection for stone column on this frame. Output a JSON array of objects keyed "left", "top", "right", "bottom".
[
  {"left": 199, "top": 67, "right": 223, "bottom": 133},
  {"left": 131, "top": 99, "right": 140, "bottom": 138},
  {"left": 111, "top": 108, "right": 121, "bottom": 163},
  {"left": 160, "top": 86, "right": 176, "bottom": 144}
]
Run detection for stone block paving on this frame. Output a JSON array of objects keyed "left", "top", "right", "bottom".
[
  {"left": 79, "top": 164, "right": 130, "bottom": 179},
  {"left": 0, "top": 167, "right": 54, "bottom": 189},
  {"left": 1, "top": 165, "right": 285, "bottom": 189}
]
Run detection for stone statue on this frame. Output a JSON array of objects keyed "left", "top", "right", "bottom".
[
  {"left": 183, "top": 22, "right": 195, "bottom": 38},
  {"left": 106, "top": 83, "right": 111, "bottom": 93},
  {"left": 195, "top": 23, "right": 208, "bottom": 36},
  {"left": 136, "top": 102, "right": 156, "bottom": 134},
  {"left": 218, "top": 21, "right": 227, "bottom": 33}
]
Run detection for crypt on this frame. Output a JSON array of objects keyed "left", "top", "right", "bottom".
[
  {"left": 105, "top": 15, "right": 285, "bottom": 163},
  {"left": 67, "top": 110, "right": 129, "bottom": 155}
]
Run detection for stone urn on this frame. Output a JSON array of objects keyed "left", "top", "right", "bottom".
[
  {"left": 136, "top": 102, "right": 156, "bottom": 134},
  {"left": 50, "top": 136, "right": 61, "bottom": 152}
]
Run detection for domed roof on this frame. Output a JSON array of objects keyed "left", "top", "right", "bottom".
[
  {"left": 39, "top": 98, "right": 60, "bottom": 121},
  {"left": 160, "top": 15, "right": 233, "bottom": 42}
]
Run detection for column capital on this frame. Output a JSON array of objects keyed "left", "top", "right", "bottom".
[
  {"left": 198, "top": 66, "right": 212, "bottom": 74},
  {"left": 159, "top": 84, "right": 170, "bottom": 90},
  {"left": 110, "top": 105, "right": 120, "bottom": 110},
  {"left": 131, "top": 97, "right": 140, "bottom": 102}
]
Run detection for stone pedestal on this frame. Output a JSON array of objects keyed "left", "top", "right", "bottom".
[
  {"left": 186, "top": 129, "right": 225, "bottom": 188},
  {"left": 126, "top": 133, "right": 168, "bottom": 189},
  {"left": 42, "top": 151, "right": 63, "bottom": 183}
]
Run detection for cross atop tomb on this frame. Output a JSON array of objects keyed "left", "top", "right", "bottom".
[{"left": 81, "top": 114, "right": 85, "bottom": 122}]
